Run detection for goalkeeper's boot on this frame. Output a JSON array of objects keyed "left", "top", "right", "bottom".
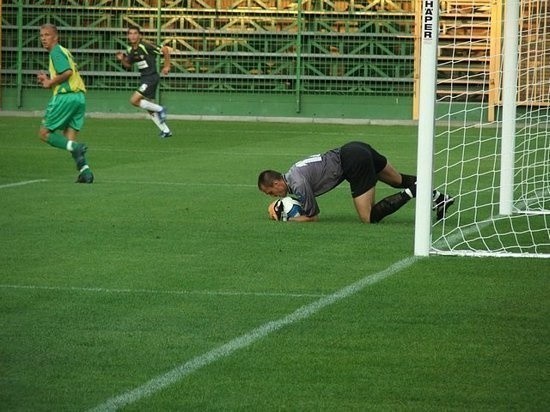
[
  {"left": 76, "top": 169, "right": 94, "bottom": 184},
  {"left": 159, "top": 130, "right": 172, "bottom": 138},
  {"left": 404, "top": 182, "right": 417, "bottom": 199},
  {"left": 71, "top": 143, "right": 88, "bottom": 170},
  {"left": 433, "top": 193, "right": 455, "bottom": 221}
]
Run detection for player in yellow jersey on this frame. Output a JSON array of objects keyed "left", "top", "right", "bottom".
[{"left": 37, "top": 23, "right": 94, "bottom": 183}]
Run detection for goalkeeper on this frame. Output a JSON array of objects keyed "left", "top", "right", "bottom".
[{"left": 258, "top": 141, "right": 454, "bottom": 223}]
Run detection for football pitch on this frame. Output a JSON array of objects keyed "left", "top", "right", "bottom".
[{"left": 0, "top": 116, "right": 548, "bottom": 411}]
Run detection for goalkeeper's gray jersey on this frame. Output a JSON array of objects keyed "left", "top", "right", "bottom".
[{"left": 284, "top": 148, "right": 345, "bottom": 217}]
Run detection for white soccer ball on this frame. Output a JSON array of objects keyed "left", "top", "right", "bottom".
[{"left": 268, "top": 196, "right": 304, "bottom": 221}]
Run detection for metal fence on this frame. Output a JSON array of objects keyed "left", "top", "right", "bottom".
[{"left": 1, "top": 0, "right": 416, "bottom": 114}]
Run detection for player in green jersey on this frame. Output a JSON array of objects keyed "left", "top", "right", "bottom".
[{"left": 37, "top": 23, "right": 94, "bottom": 183}]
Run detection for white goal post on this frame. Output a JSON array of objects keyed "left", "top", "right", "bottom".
[{"left": 415, "top": 0, "right": 550, "bottom": 258}]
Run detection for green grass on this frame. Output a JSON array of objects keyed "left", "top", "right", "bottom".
[{"left": 0, "top": 117, "right": 548, "bottom": 411}]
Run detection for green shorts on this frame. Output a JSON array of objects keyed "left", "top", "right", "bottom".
[{"left": 42, "top": 92, "right": 86, "bottom": 132}]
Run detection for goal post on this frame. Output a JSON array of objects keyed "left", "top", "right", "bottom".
[
  {"left": 414, "top": 0, "right": 439, "bottom": 256},
  {"left": 499, "top": 0, "right": 520, "bottom": 216},
  {"left": 414, "top": 0, "right": 550, "bottom": 258}
]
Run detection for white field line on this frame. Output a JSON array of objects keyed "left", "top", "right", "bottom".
[
  {"left": 0, "top": 179, "right": 47, "bottom": 189},
  {"left": 0, "top": 178, "right": 341, "bottom": 190},
  {"left": 0, "top": 284, "right": 325, "bottom": 299},
  {"left": 88, "top": 256, "right": 417, "bottom": 412}
]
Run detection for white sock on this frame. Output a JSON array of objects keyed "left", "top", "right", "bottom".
[
  {"left": 139, "top": 99, "right": 163, "bottom": 112},
  {"left": 149, "top": 113, "right": 170, "bottom": 133}
]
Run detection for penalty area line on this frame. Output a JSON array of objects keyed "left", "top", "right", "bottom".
[
  {"left": 0, "top": 179, "right": 47, "bottom": 189},
  {"left": 88, "top": 256, "right": 418, "bottom": 412}
]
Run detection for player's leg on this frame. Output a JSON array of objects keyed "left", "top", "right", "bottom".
[
  {"left": 130, "top": 90, "right": 163, "bottom": 113},
  {"left": 377, "top": 162, "right": 416, "bottom": 198},
  {"left": 64, "top": 127, "right": 77, "bottom": 141},
  {"left": 343, "top": 142, "right": 453, "bottom": 222},
  {"left": 340, "top": 142, "right": 379, "bottom": 223},
  {"left": 133, "top": 78, "right": 171, "bottom": 137},
  {"left": 65, "top": 127, "right": 93, "bottom": 183},
  {"left": 341, "top": 142, "right": 413, "bottom": 223},
  {"left": 370, "top": 191, "right": 412, "bottom": 223},
  {"left": 370, "top": 144, "right": 416, "bottom": 191},
  {"left": 40, "top": 94, "right": 83, "bottom": 154},
  {"left": 39, "top": 94, "right": 93, "bottom": 183},
  {"left": 377, "top": 161, "right": 453, "bottom": 218},
  {"left": 148, "top": 109, "right": 172, "bottom": 138},
  {"left": 378, "top": 167, "right": 416, "bottom": 191},
  {"left": 131, "top": 92, "right": 171, "bottom": 137},
  {"left": 66, "top": 94, "right": 93, "bottom": 183},
  {"left": 370, "top": 162, "right": 412, "bottom": 223},
  {"left": 65, "top": 126, "right": 88, "bottom": 170},
  {"left": 39, "top": 125, "right": 92, "bottom": 183},
  {"left": 352, "top": 187, "right": 376, "bottom": 223},
  {"left": 377, "top": 162, "right": 409, "bottom": 186},
  {"left": 351, "top": 177, "right": 412, "bottom": 224}
]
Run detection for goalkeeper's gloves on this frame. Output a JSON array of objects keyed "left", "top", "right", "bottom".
[{"left": 268, "top": 199, "right": 287, "bottom": 221}]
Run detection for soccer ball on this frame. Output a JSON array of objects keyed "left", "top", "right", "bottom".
[{"left": 268, "top": 196, "right": 304, "bottom": 221}]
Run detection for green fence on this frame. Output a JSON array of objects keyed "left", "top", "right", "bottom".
[{"left": 1, "top": 0, "right": 416, "bottom": 119}]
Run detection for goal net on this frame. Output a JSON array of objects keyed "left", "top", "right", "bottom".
[{"left": 415, "top": 0, "right": 550, "bottom": 258}]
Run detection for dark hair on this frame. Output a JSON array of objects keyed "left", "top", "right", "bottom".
[
  {"left": 258, "top": 170, "right": 283, "bottom": 189},
  {"left": 127, "top": 25, "right": 141, "bottom": 34}
]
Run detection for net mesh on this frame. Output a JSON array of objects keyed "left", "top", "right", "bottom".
[{"left": 431, "top": 0, "right": 549, "bottom": 257}]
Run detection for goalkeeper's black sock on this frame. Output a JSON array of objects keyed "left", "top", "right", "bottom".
[
  {"left": 389, "top": 174, "right": 417, "bottom": 198},
  {"left": 370, "top": 191, "right": 411, "bottom": 223}
]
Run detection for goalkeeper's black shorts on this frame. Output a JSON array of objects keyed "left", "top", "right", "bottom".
[{"left": 340, "top": 141, "right": 387, "bottom": 198}]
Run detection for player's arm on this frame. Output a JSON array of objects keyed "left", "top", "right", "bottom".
[
  {"left": 37, "top": 69, "right": 72, "bottom": 89},
  {"left": 115, "top": 52, "right": 132, "bottom": 69},
  {"left": 160, "top": 45, "right": 171, "bottom": 75},
  {"left": 291, "top": 188, "right": 320, "bottom": 222}
]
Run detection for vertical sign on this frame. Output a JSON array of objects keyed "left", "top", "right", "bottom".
[{"left": 423, "top": 0, "right": 435, "bottom": 41}]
